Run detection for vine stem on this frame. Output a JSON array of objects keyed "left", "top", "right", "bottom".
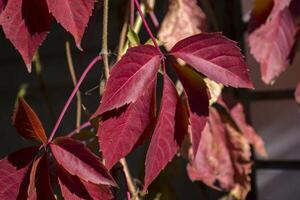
[
  {"left": 102, "top": 0, "right": 110, "bottom": 81},
  {"left": 130, "top": 0, "right": 135, "bottom": 28},
  {"left": 65, "top": 41, "right": 82, "bottom": 129},
  {"left": 67, "top": 121, "right": 91, "bottom": 137},
  {"left": 133, "top": 0, "right": 163, "bottom": 57},
  {"left": 48, "top": 56, "right": 102, "bottom": 143}
]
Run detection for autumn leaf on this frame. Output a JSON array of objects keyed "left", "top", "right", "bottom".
[
  {"left": 12, "top": 97, "right": 47, "bottom": 145},
  {"left": 173, "top": 63, "right": 209, "bottom": 156},
  {"left": 98, "top": 80, "right": 156, "bottom": 169},
  {"left": 45, "top": 0, "right": 96, "bottom": 49},
  {"left": 230, "top": 103, "right": 267, "bottom": 158},
  {"left": 187, "top": 107, "right": 252, "bottom": 200},
  {"left": 57, "top": 165, "right": 113, "bottom": 200},
  {"left": 144, "top": 74, "right": 181, "bottom": 190},
  {"left": 248, "top": 0, "right": 299, "bottom": 84},
  {"left": 158, "top": 0, "right": 206, "bottom": 50},
  {"left": 50, "top": 137, "right": 117, "bottom": 186},
  {"left": 94, "top": 45, "right": 161, "bottom": 115},
  {"left": 0, "top": 147, "right": 39, "bottom": 200},
  {"left": 170, "top": 33, "right": 253, "bottom": 88},
  {"left": 0, "top": 0, "right": 52, "bottom": 71},
  {"left": 27, "top": 154, "right": 55, "bottom": 200}
]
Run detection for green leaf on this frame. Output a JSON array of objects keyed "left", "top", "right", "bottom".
[{"left": 127, "top": 27, "right": 140, "bottom": 47}]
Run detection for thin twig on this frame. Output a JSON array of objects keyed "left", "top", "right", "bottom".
[
  {"left": 120, "top": 158, "right": 139, "bottom": 199},
  {"left": 67, "top": 121, "right": 91, "bottom": 137},
  {"left": 130, "top": 0, "right": 135, "bottom": 28},
  {"left": 65, "top": 41, "right": 82, "bottom": 129},
  {"left": 133, "top": 0, "right": 163, "bottom": 56},
  {"left": 117, "top": 17, "right": 129, "bottom": 60},
  {"left": 102, "top": 0, "right": 110, "bottom": 81},
  {"left": 48, "top": 56, "right": 102, "bottom": 143}
]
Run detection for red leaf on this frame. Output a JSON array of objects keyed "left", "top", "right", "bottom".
[
  {"left": 0, "top": 147, "right": 38, "bottom": 200},
  {"left": 0, "top": 0, "right": 6, "bottom": 14},
  {"left": 173, "top": 63, "right": 209, "bottom": 156},
  {"left": 230, "top": 103, "right": 267, "bottom": 158},
  {"left": 188, "top": 107, "right": 252, "bottom": 199},
  {"left": 158, "top": 0, "right": 206, "bottom": 50},
  {"left": 295, "top": 81, "right": 300, "bottom": 103},
  {"left": 95, "top": 45, "right": 161, "bottom": 115},
  {"left": 170, "top": 33, "right": 253, "bottom": 88},
  {"left": 144, "top": 74, "right": 180, "bottom": 190},
  {"left": 0, "top": 0, "right": 52, "bottom": 71},
  {"left": 57, "top": 165, "right": 113, "bottom": 200},
  {"left": 12, "top": 97, "right": 47, "bottom": 145},
  {"left": 50, "top": 137, "right": 117, "bottom": 186},
  {"left": 187, "top": 109, "right": 234, "bottom": 190},
  {"left": 27, "top": 154, "right": 55, "bottom": 200},
  {"left": 45, "top": 0, "right": 95, "bottom": 49},
  {"left": 98, "top": 80, "right": 156, "bottom": 169},
  {"left": 248, "top": 0, "right": 298, "bottom": 84}
]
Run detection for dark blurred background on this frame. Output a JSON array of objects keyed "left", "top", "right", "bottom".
[{"left": 1, "top": 0, "right": 300, "bottom": 199}]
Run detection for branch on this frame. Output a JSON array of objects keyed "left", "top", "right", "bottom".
[
  {"left": 65, "top": 41, "right": 82, "bottom": 129},
  {"left": 133, "top": 0, "right": 163, "bottom": 56},
  {"left": 48, "top": 56, "right": 102, "bottom": 142},
  {"left": 102, "top": 0, "right": 110, "bottom": 81}
]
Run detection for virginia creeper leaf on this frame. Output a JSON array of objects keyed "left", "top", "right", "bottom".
[
  {"left": 158, "top": 0, "right": 206, "bottom": 50},
  {"left": 170, "top": 33, "right": 253, "bottom": 88},
  {"left": 98, "top": 81, "right": 156, "bottom": 169},
  {"left": 173, "top": 63, "right": 209, "bottom": 156},
  {"left": 57, "top": 165, "right": 113, "bottom": 200},
  {"left": 0, "top": 0, "right": 6, "bottom": 15},
  {"left": 248, "top": 0, "right": 298, "bottom": 84},
  {"left": 0, "top": 147, "right": 38, "bottom": 200},
  {"left": 144, "top": 74, "right": 181, "bottom": 190},
  {"left": 50, "top": 137, "right": 117, "bottom": 186},
  {"left": 187, "top": 107, "right": 252, "bottom": 199},
  {"left": 0, "top": 0, "right": 52, "bottom": 71},
  {"left": 295, "top": 81, "right": 300, "bottom": 104},
  {"left": 230, "top": 103, "right": 267, "bottom": 158},
  {"left": 187, "top": 109, "right": 234, "bottom": 190},
  {"left": 45, "top": 0, "right": 95, "bottom": 49},
  {"left": 94, "top": 45, "right": 161, "bottom": 115},
  {"left": 12, "top": 97, "right": 47, "bottom": 145},
  {"left": 27, "top": 154, "right": 55, "bottom": 200}
]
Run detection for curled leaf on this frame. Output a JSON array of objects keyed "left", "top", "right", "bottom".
[
  {"left": 248, "top": 0, "right": 299, "bottom": 84},
  {"left": 158, "top": 0, "right": 206, "bottom": 50},
  {"left": 12, "top": 97, "right": 47, "bottom": 144}
]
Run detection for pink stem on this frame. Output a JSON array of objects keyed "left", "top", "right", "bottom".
[
  {"left": 133, "top": 0, "right": 163, "bottom": 57},
  {"left": 67, "top": 121, "right": 92, "bottom": 137},
  {"left": 127, "top": 192, "right": 131, "bottom": 200},
  {"left": 149, "top": 11, "right": 159, "bottom": 28},
  {"left": 130, "top": 0, "right": 135, "bottom": 28},
  {"left": 48, "top": 56, "right": 102, "bottom": 142}
]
